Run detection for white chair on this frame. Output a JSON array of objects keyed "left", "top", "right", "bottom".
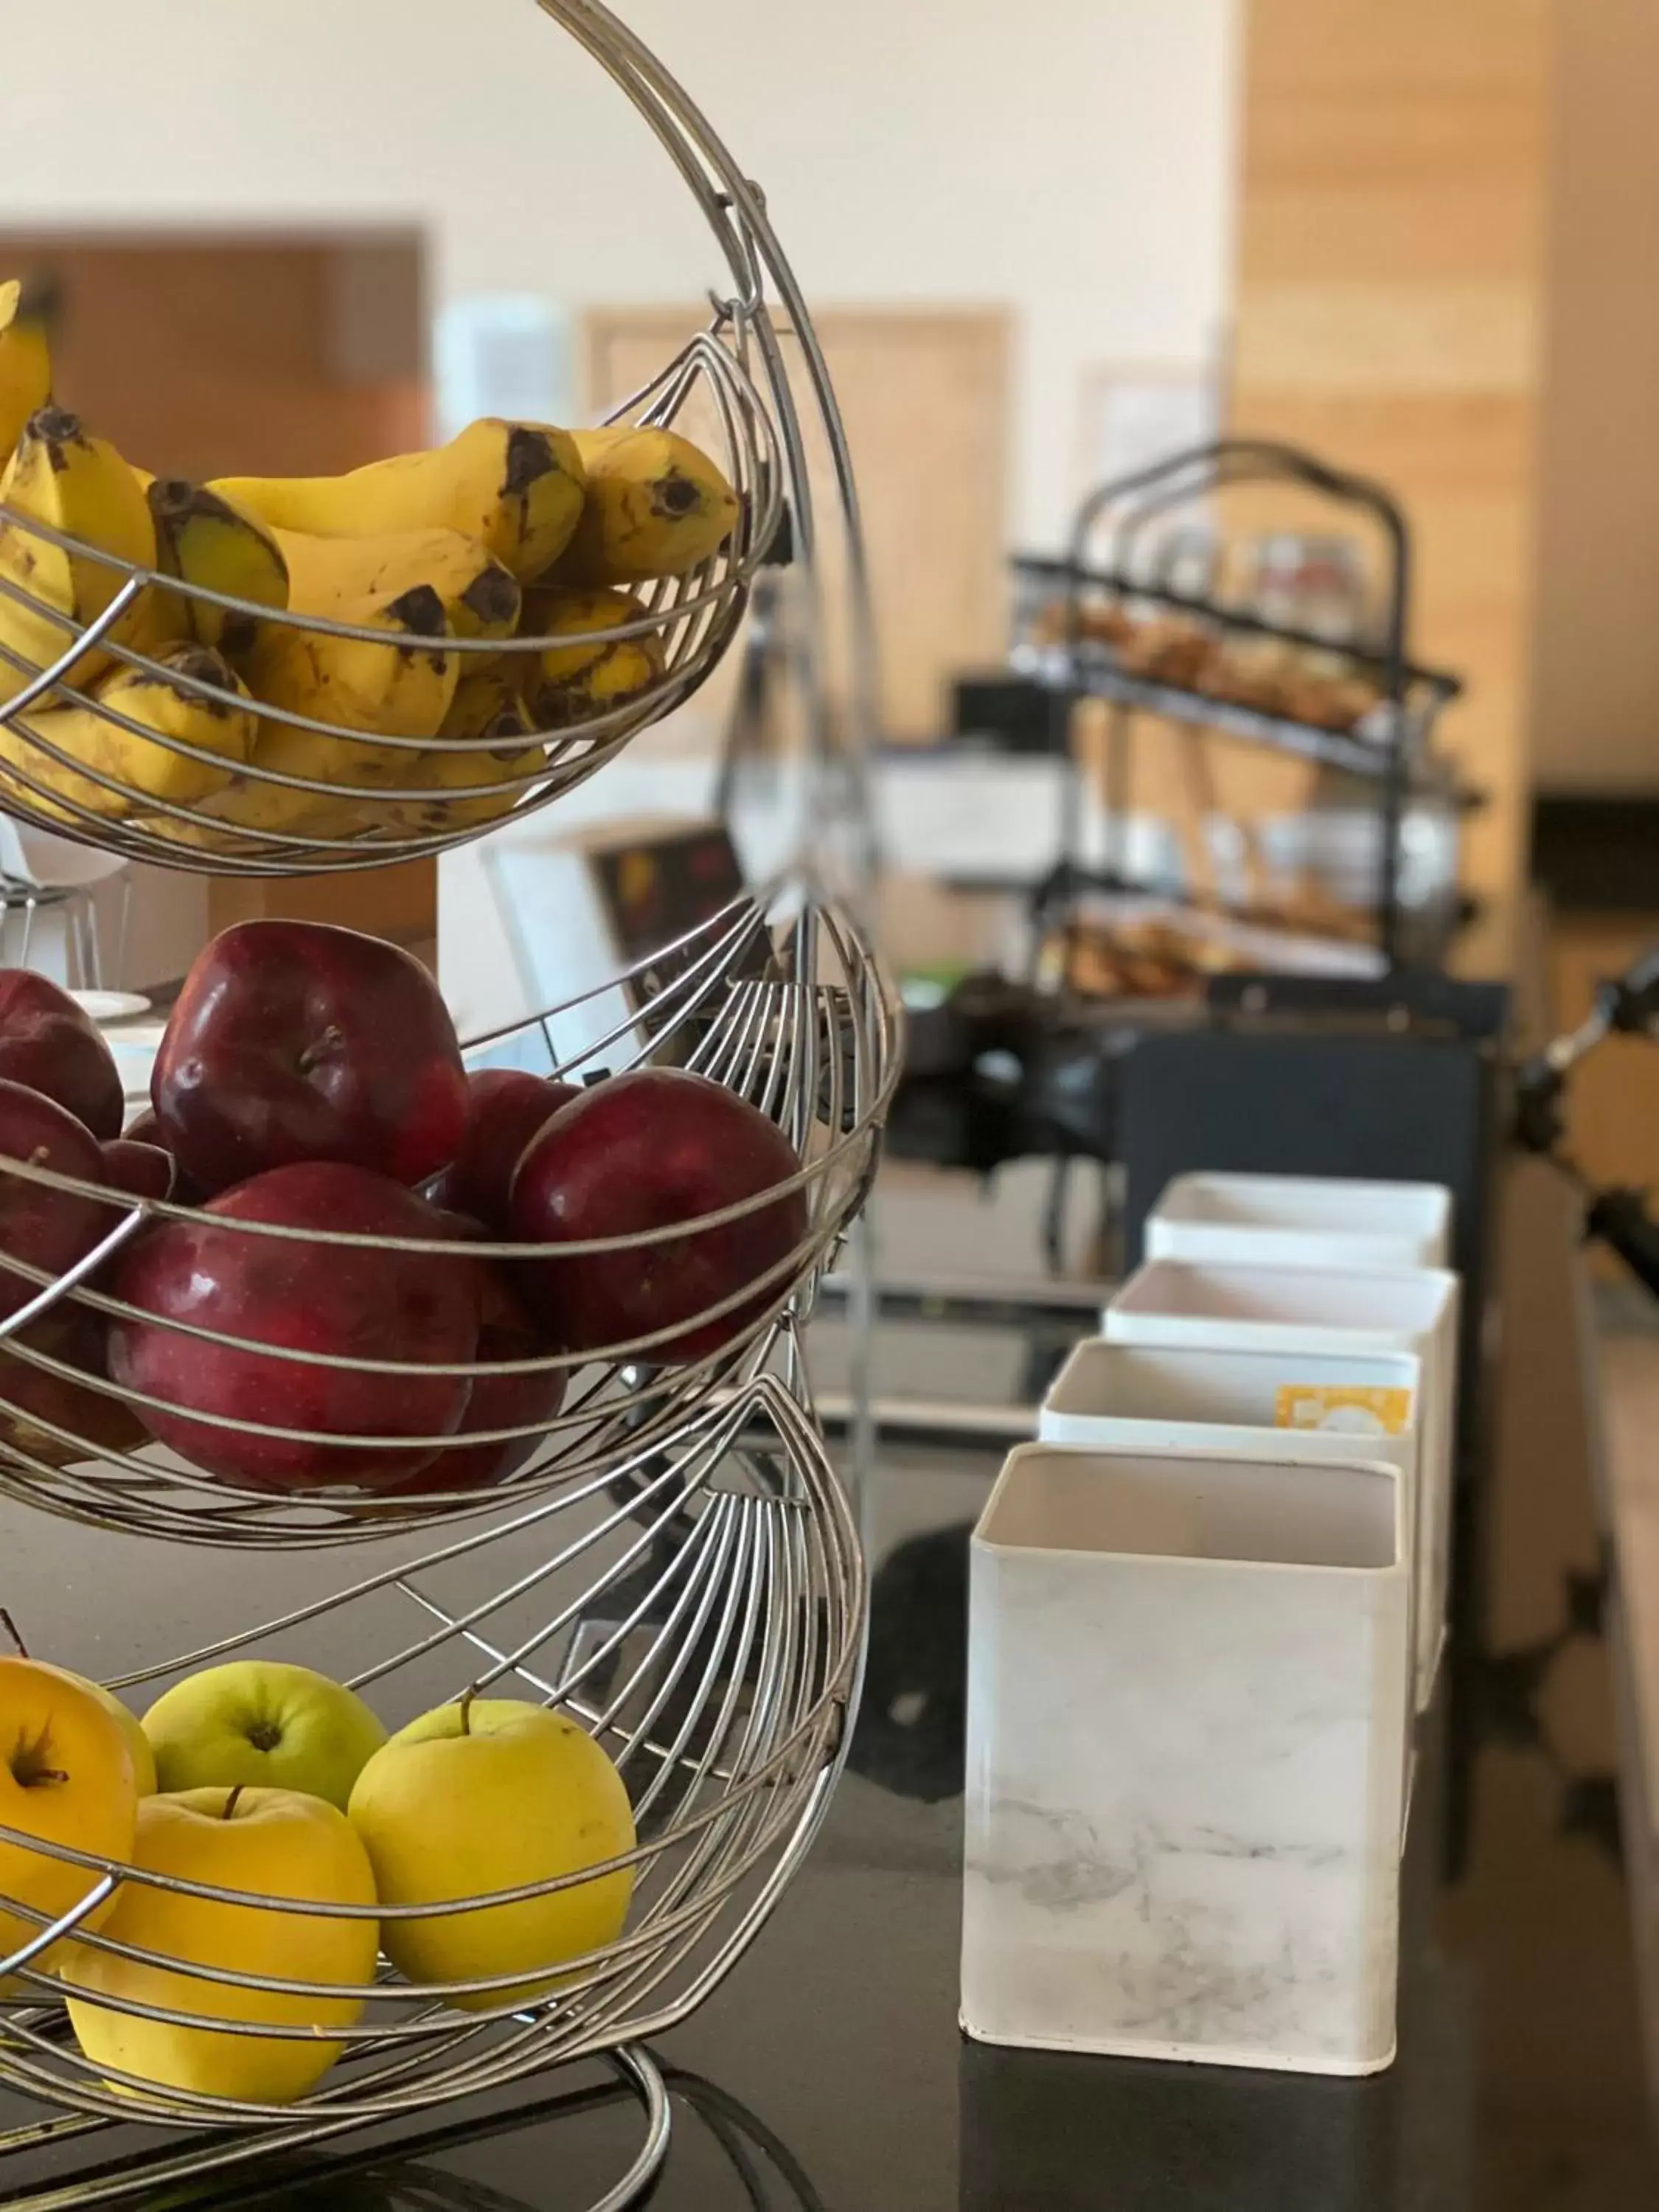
[{"left": 0, "top": 815, "right": 129, "bottom": 987}]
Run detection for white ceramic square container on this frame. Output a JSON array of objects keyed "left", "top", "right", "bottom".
[
  {"left": 1039, "top": 1338, "right": 1425, "bottom": 1715},
  {"left": 1102, "top": 1261, "right": 1458, "bottom": 1702},
  {"left": 1144, "top": 1172, "right": 1453, "bottom": 1273},
  {"left": 961, "top": 1444, "right": 1411, "bottom": 2075}
]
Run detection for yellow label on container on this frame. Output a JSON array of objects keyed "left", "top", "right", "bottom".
[{"left": 1274, "top": 1384, "right": 1413, "bottom": 1437}]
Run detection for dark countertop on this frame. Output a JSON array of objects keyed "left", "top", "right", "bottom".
[{"left": 0, "top": 1159, "right": 1653, "bottom": 2208}]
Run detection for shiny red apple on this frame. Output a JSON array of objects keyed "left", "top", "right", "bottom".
[
  {"left": 0, "top": 1078, "right": 112, "bottom": 1320},
  {"left": 121, "top": 1107, "right": 204, "bottom": 1206},
  {"left": 150, "top": 920, "right": 469, "bottom": 1197},
  {"left": 100, "top": 1137, "right": 174, "bottom": 1203},
  {"left": 108, "top": 1162, "right": 483, "bottom": 1492},
  {"left": 423, "top": 1069, "right": 579, "bottom": 1229},
  {"left": 388, "top": 1264, "right": 566, "bottom": 1495},
  {"left": 0, "top": 1303, "right": 147, "bottom": 1468},
  {"left": 509, "top": 1068, "right": 809, "bottom": 1364},
  {"left": 0, "top": 971, "right": 123, "bottom": 1139}
]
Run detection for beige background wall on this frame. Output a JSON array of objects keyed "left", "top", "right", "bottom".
[
  {"left": 1530, "top": 0, "right": 1659, "bottom": 794},
  {"left": 0, "top": 0, "right": 1237, "bottom": 551}
]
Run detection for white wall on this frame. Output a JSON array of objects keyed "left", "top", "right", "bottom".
[{"left": 0, "top": 0, "right": 1237, "bottom": 546}]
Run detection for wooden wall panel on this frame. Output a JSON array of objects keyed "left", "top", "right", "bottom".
[
  {"left": 1231, "top": 0, "right": 1553, "bottom": 908},
  {"left": 585, "top": 308, "right": 1010, "bottom": 745}
]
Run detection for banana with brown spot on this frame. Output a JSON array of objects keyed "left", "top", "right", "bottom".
[
  {"left": 0, "top": 643, "right": 254, "bottom": 824},
  {"left": 552, "top": 426, "right": 738, "bottom": 586},
  {"left": 211, "top": 419, "right": 585, "bottom": 584},
  {"left": 513, "top": 585, "right": 665, "bottom": 727},
  {"left": 271, "top": 525, "right": 518, "bottom": 644},
  {"left": 0, "top": 406, "right": 156, "bottom": 703}
]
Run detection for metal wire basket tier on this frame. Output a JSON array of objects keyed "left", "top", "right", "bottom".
[
  {"left": 0, "top": 319, "right": 780, "bottom": 876},
  {"left": 0, "top": 1360, "right": 862, "bottom": 2205},
  {"left": 0, "top": 876, "right": 895, "bottom": 1548},
  {"left": 0, "top": 0, "right": 886, "bottom": 2197}
]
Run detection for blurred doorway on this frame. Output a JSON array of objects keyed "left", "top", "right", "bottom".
[{"left": 0, "top": 230, "right": 434, "bottom": 951}]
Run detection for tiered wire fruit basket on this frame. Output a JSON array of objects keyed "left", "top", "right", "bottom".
[{"left": 0, "top": 3, "right": 896, "bottom": 2203}]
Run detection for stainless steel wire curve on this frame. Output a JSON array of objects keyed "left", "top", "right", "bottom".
[
  {"left": 0, "top": 2045, "right": 672, "bottom": 2211},
  {"left": 0, "top": 1372, "right": 862, "bottom": 2139},
  {"left": 0, "top": 326, "right": 782, "bottom": 874},
  {"left": 0, "top": 872, "right": 896, "bottom": 1547},
  {"left": 0, "top": 0, "right": 884, "bottom": 2188}
]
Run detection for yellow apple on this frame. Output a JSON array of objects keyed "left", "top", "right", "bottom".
[
  {"left": 347, "top": 1698, "right": 634, "bottom": 2013},
  {"left": 63, "top": 1784, "right": 379, "bottom": 2105},
  {"left": 29, "top": 1665, "right": 156, "bottom": 1798},
  {"left": 142, "top": 1660, "right": 387, "bottom": 1812},
  {"left": 0, "top": 1657, "right": 137, "bottom": 1986}
]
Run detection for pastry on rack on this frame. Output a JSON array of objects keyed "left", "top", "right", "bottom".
[
  {"left": 1029, "top": 597, "right": 1134, "bottom": 650},
  {"left": 1113, "top": 615, "right": 1213, "bottom": 689}
]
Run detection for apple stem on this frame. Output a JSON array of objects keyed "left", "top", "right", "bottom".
[
  {"left": 0, "top": 1610, "right": 27, "bottom": 1660},
  {"left": 222, "top": 1784, "right": 246, "bottom": 1821},
  {"left": 458, "top": 1685, "right": 479, "bottom": 1736},
  {"left": 297, "top": 1025, "right": 346, "bottom": 1076}
]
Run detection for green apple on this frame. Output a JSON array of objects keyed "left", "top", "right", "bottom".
[
  {"left": 142, "top": 1661, "right": 387, "bottom": 1813},
  {"left": 347, "top": 1697, "right": 635, "bottom": 2012}
]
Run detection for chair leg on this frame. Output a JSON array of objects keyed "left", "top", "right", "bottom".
[
  {"left": 79, "top": 890, "right": 102, "bottom": 992},
  {"left": 114, "top": 874, "right": 133, "bottom": 992}
]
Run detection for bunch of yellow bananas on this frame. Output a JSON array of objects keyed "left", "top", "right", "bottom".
[{"left": 0, "top": 294, "right": 741, "bottom": 852}]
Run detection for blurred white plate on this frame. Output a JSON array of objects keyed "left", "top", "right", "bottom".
[{"left": 72, "top": 990, "right": 151, "bottom": 1024}]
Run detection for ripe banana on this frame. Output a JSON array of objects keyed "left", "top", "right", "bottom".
[
  {"left": 553, "top": 426, "right": 739, "bottom": 585},
  {"left": 515, "top": 585, "right": 665, "bottom": 726},
  {"left": 273, "top": 524, "right": 518, "bottom": 642},
  {"left": 210, "top": 418, "right": 585, "bottom": 584},
  {"left": 0, "top": 644, "right": 254, "bottom": 825},
  {"left": 0, "top": 406, "right": 156, "bottom": 704},
  {"left": 147, "top": 479, "right": 289, "bottom": 658},
  {"left": 0, "top": 282, "right": 52, "bottom": 467},
  {"left": 240, "top": 580, "right": 457, "bottom": 822},
  {"left": 382, "top": 678, "right": 543, "bottom": 834},
  {"left": 147, "top": 779, "right": 374, "bottom": 852},
  {"left": 439, "top": 667, "right": 536, "bottom": 746}
]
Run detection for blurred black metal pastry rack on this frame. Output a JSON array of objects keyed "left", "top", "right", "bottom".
[{"left": 1010, "top": 437, "right": 1474, "bottom": 965}]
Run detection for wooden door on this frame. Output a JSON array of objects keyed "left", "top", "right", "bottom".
[{"left": 583, "top": 307, "right": 1011, "bottom": 745}]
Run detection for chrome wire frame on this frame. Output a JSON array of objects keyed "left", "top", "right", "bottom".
[
  {"left": 0, "top": 872, "right": 897, "bottom": 1547},
  {"left": 0, "top": 1368, "right": 863, "bottom": 2132},
  {"left": 0, "top": 324, "right": 780, "bottom": 878},
  {"left": 0, "top": 1, "right": 884, "bottom": 2195}
]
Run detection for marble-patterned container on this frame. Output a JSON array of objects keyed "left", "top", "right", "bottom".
[
  {"left": 1103, "top": 1260, "right": 1458, "bottom": 1708},
  {"left": 1144, "top": 1172, "right": 1453, "bottom": 1273},
  {"left": 961, "top": 1444, "right": 1410, "bottom": 2076},
  {"left": 1039, "top": 1338, "right": 1427, "bottom": 1719}
]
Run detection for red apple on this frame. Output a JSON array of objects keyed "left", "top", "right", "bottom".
[
  {"left": 0, "top": 1078, "right": 112, "bottom": 1321},
  {"left": 424, "top": 1069, "right": 579, "bottom": 1229},
  {"left": 388, "top": 1265, "right": 566, "bottom": 1495},
  {"left": 509, "top": 1068, "right": 809, "bottom": 1364},
  {"left": 108, "top": 1162, "right": 483, "bottom": 1492},
  {"left": 150, "top": 920, "right": 469, "bottom": 1196},
  {"left": 121, "top": 1107, "right": 205, "bottom": 1206},
  {"left": 0, "top": 971, "right": 123, "bottom": 1139},
  {"left": 0, "top": 1303, "right": 146, "bottom": 1468},
  {"left": 100, "top": 1137, "right": 174, "bottom": 1203}
]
